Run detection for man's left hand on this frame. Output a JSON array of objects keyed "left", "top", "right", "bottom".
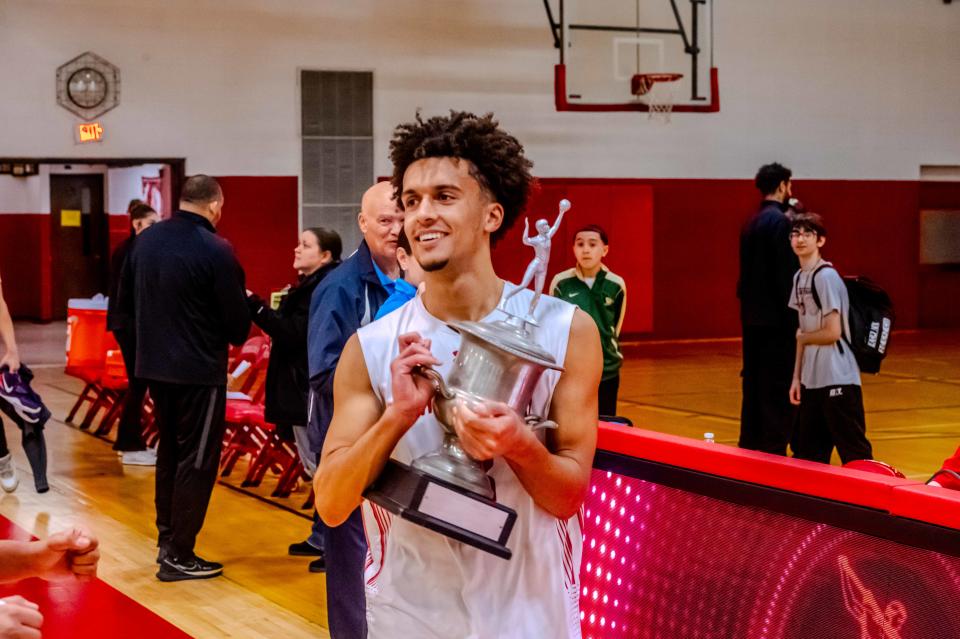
[
  {"left": 0, "top": 351, "right": 20, "bottom": 373},
  {"left": 30, "top": 528, "right": 100, "bottom": 583},
  {"left": 451, "top": 400, "right": 535, "bottom": 462}
]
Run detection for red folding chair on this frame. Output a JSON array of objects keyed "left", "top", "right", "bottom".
[
  {"left": 91, "top": 346, "right": 130, "bottom": 438},
  {"left": 64, "top": 304, "right": 110, "bottom": 427},
  {"left": 219, "top": 337, "right": 272, "bottom": 477}
]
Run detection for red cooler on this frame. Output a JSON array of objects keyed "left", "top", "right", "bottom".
[{"left": 65, "top": 297, "right": 109, "bottom": 379}]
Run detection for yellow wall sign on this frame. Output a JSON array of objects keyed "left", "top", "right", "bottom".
[
  {"left": 76, "top": 122, "right": 104, "bottom": 143},
  {"left": 60, "top": 209, "right": 81, "bottom": 227}
]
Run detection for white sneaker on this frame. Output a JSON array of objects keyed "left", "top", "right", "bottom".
[
  {"left": 122, "top": 449, "right": 157, "bottom": 466},
  {"left": 0, "top": 454, "right": 19, "bottom": 493}
]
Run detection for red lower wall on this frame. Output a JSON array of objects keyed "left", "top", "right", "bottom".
[
  {"left": 493, "top": 181, "right": 655, "bottom": 333},
  {"left": 0, "top": 214, "right": 49, "bottom": 318},
  {"left": 509, "top": 178, "right": 935, "bottom": 338},
  {"left": 0, "top": 176, "right": 299, "bottom": 322},
  {"left": 3, "top": 176, "right": 958, "bottom": 339},
  {"left": 215, "top": 176, "right": 300, "bottom": 299}
]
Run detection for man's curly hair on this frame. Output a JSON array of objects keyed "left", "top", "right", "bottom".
[{"left": 389, "top": 111, "right": 534, "bottom": 245}]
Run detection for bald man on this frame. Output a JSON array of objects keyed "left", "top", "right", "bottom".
[{"left": 306, "top": 181, "right": 402, "bottom": 638}]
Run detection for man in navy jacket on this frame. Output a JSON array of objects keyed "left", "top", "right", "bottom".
[
  {"left": 737, "top": 163, "right": 800, "bottom": 456},
  {"left": 307, "top": 181, "right": 402, "bottom": 639},
  {"left": 119, "top": 175, "right": 250, "bottom": 582}
]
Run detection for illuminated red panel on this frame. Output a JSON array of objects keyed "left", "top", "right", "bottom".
[{"left": 579, "top": 469, "right": 960, "bottom": 638}]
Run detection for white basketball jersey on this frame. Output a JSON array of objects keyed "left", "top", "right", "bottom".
[{"left": 356, "top": 284, "right": 583, "bottom": 639}]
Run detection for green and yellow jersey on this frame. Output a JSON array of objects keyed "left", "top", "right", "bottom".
[{"left": 549, "top": 265, "right": 626, "bottom": 380}]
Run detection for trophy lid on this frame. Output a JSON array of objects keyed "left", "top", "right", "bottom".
[{"left": 449, "top": 319, "right": 563, "bottom": 371}]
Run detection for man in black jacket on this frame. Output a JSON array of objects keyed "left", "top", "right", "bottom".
[
  {"left": 118, "top": 175, "right": 251, "bottom": 582},
  {"left": 737, "top": 163, "right": 800, "bottom": 456}
]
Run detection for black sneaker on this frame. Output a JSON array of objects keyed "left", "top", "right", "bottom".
[
  {"left": 309, "top": 556, "right": 326, "bottom": 573},
  {"left": 288, "top": 540, "right": 324, "bottom": 557},
  {"left": 157, "top": 548, "right": 221, "bottom": 571},
  {"left": 193, "top": 555, "right": 223, "bottom": 571},
  {"left": 157, "top": 556, "right": 224, "bottom": 582}
]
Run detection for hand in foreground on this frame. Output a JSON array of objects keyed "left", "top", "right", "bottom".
[
  {"left": 0, "top": 351, "right": 19, "bottom": 374},
  {"left": 452, "top": 399, "right": 533, "bottom": 462},
  {"left": 789, "top": 378, "right": 802, "bottom": 406},
  {"left": 31, "top": 528, "right": 100, "bottom": 583},
  {"left": 0, "top": 595, "right": 42, "bottom": 639},
  {"left": 389, "top": 333, "right": 440, "bottom": 425}
]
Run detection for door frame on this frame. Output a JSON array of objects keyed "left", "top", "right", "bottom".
[
  {"left": 0, "top": 157, "right": 186, "bottom": 320},
  {"left": 49, "top": 172, "right": 108, "bottom": 319}
]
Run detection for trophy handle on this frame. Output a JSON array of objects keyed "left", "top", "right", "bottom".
[
  {"left": 412, "top": 365, "right": 456, "bottom": 400},
  {"left": 524, "top": 415, "right": 558, "bottom": 431}
]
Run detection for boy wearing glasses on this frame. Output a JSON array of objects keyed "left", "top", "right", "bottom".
[{"left": 787, "top": 213, "right": 872, "bottom": 465}]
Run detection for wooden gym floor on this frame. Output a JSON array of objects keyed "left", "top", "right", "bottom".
[{"left": 1, "top": 322, "right": 958, "bottom": 637}]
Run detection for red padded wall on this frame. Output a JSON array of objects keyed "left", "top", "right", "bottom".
[
  {"left": 0, "top": 214, "right": 49, "bottom": 318},
  {"left": 495, "top": 178, "right": 928, "bottom": 338},
  {"left": 4, "top": 176, "right": 957, "bottom": 338},
  {"left": 493, "top": 180, "right": 655, "bottom": 334},
  {"left": 214, "top": 175, "right": 300, "bottom": 300}
]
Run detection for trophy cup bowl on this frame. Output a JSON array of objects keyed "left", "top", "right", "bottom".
[
  {"left": 363, "top": 314, "right": 563, "bottom": 560},
  {"left": 411, "top": 318, "right": 563, "bottom": 500}
]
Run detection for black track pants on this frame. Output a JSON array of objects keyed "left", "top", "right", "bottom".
[
  {"left": 739, "top": 325, "right": 797, "bottom": 456},
  {"left": 113, "top": 332, "right": 149, "bottom": 452},
  {"left": 148, "top": 381, "right": 226, "bottom": 560}
]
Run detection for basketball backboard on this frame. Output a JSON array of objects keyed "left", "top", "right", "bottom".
[{"left": 543, "top": 0, "right": 719, "bottom": 113}]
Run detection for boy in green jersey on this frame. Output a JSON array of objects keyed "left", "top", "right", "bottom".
[{"left": 549, "top": 225, "right": 626, "bottom": 416}]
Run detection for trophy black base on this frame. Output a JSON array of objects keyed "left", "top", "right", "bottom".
[{"left": 364, "top": 459, "right": 517, "bottom": 560}]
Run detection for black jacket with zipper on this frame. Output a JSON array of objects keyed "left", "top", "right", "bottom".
[
  {"left": 118, "top": 210, "right": 251, "bottom": 385},
  {"left": 737, "top": 199, "right": 800, "bottom": 328},
  {"left": 247, "top": 261, "right": 339, "bottom": 426}
]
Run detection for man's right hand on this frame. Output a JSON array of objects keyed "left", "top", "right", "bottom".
[
  {"left": 0, "top": 596, "right": 43, "bottom": 639},
  {"left": 388, "top": 332, "right": 440, "bottom": 425}
]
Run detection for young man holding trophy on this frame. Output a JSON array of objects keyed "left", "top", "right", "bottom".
[{"left": 314, "top": 111, "right": 601, "bottom": 638}]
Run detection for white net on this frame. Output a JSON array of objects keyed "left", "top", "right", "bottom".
[{"left": 632, "top": 73, "right": 683, "bottom": 123}]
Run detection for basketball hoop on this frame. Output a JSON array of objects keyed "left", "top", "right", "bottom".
[{"left": 630, "top": 73, "right": 683, "bottom": 122}]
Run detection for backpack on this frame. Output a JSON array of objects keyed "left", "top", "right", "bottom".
[{"left": 805, "top": 265, "right": 895, "bottom": 374}]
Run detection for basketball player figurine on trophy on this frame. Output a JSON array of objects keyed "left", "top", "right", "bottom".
[
  {"left": 501, "top": 198, "right": 571, "bottom": 322},
  {"left": 363, "top": 198, "right": 573, "bottom": 559}
]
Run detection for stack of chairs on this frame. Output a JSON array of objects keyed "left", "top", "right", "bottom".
[
  {"left": 219, "top": 335, "right": 310, "bottom": 499},
  {"left": 63, "top": 306, "right": 157, "bottom": 446},
  {"left": 64, "top": 310, "right": 128, "bottom": 435},
  {"left": 64, "top": 315, "right": 311, "bottom": 503}
]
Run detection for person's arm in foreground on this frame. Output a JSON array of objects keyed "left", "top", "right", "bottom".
[
  {"left": 0, "top": 594, "right": 43, "bottom": 638},
  {"left": 452, "top": 309, "right": 601, "bottom": 519},
  {"left": 0, "top": 279, "right": 20, "bottom": 371},
  {"left": 314, "top": 333, "right": 440, "bottom": 526},
  {"left": 0, "top": 528, "right": 100, "bottom": 584},
  {"left": 0, "top": 529, "right": 99, "bottom": 638}
]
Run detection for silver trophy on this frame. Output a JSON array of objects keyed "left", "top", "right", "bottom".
[{"left": 365, "top": 199, "right": 572, "bottom": 559}]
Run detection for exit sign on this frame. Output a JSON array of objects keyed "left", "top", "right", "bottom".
[{"left": 76, "top": 122, "right": 104, "bottom": 143}]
